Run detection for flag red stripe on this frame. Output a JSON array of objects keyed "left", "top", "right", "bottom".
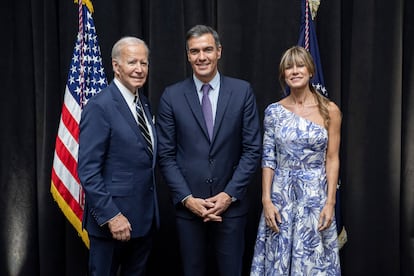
[
  {"left": 51, "top": 168, "right": 83, "bottom": 220},
  {"left": 61, "top": 103, "right": 80, "bottom": 142},
  {"left": 54, "top": 135, "right": 80, "bottom": 183}
]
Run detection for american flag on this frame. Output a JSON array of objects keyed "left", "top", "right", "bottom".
[
  {"left": 298, "top": 0, "right": 347, "bottom": 249},
  {"left": 50, "top": 0, "right": 107, "bottom": 248},
  {"left": 298, "top": 0, "right": 327, "bottom": 97}
]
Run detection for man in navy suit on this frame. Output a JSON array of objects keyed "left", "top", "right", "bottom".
[
  {"left": 78, "top": 36, "right": 159, "bottom": 276},
  {"left": 157, "top": 25, "right": 261, "bottom": 276}
]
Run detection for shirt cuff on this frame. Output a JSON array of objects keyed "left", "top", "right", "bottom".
[
  {"left": 101, "top": 212, "right": 121, "bottom": 226},
  {"left": 181, "top": 194, "right": 192, "bottom": 205}
]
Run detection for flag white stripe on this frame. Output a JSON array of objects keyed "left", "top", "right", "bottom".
[
  {"left": 64, "top": 85, "right": 82, "bottom": 124},
  {"left": 52, "top": 149, "right": 80, "bottom": 202},
  {"left": 57, "top": 118, "right": 79, "bottom": 162}
]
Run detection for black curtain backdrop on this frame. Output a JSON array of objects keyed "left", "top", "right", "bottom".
[{"left": 1, "top": 0, "right": 413, "bottom": 275}]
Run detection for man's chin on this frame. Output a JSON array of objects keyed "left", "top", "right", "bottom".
[
  {"left": 195, "top": 70, "right": 213, "bottom": 79},
  {"left": 134, "top": 82, "right": 145, "bottom": 88}
]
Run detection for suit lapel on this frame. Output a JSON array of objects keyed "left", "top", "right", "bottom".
[
  {"left": 184, "top": 80, "right": 211, "bottom": 141},
  {"left": 111, "top": 83, "right": 145, "bottom": 145},
  {"left": 110, "top": 82, "right": 155, "bottom": 161},
  {"left": 213, "top": 77, "right": 231, "bottom": 142}
]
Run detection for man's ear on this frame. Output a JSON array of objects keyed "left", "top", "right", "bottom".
[{"left": 217, "top": 46, "right": 222, "bottom": 60}]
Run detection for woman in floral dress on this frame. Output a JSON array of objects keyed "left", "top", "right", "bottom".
[{"left": 250, "top": 46, "right": 341, "bottom": 275}]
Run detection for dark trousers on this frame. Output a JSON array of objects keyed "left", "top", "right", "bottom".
[
  {"left": 88, "top": 234, "right": 153, "bottom": 276},
  {"left": 176, "top": 215, "right": 247, "bottom": 276}
]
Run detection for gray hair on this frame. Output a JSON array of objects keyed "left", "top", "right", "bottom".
[
  {"left": 111, "top": 36, "right": 150, "bottom": 60},
  {"left": 185, "top": 25, "right": 221, "bottom": 50}
]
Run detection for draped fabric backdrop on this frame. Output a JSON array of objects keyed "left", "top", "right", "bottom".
[{"left": 1, "top": 0, "right": 413, "bottom": 275}]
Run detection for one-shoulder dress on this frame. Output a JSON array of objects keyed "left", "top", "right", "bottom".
[{"left": 250, "top": 103, "right": 341, "bottom": 276}]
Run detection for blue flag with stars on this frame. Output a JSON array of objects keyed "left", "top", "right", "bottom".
[
  {"left": 297, "top": 0, "right": 347, "bottom": 249},
  {"left": 298, "top": 0, "right": 327, "bottom": 97}
]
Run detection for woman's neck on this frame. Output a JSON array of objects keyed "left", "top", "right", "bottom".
[{"left": 289, "top": 88, "right": 314, "bottom": 106}]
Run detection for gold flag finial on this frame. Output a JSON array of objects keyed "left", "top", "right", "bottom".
[
  {"left": 74, "top": 0, "right": 94, "bottom": 13},
  {"left": 309, "top": 0, "right": 320, "bottom": 20}
]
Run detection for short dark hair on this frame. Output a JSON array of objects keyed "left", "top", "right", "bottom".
[{"left": 185, "top": 25, "right": 221, "bottom": 50}]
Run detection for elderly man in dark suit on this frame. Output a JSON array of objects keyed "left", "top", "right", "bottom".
[
  {"left": 78, "top": 36, "right": 159, "bottom": 276},
  {"left": 157, "top": 25, "right": 261, "bottom": 276}
]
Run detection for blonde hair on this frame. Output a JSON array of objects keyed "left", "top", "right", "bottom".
[{"left": 279, "top": 46, "right": 331, "bottom": 128}]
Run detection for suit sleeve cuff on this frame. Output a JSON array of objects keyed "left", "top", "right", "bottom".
[
  {"left": 101, "top": 212, "right": 121, "bottom": 227},
  {"left": 181, "top": 194, "right": 192, "bottom": 206}
]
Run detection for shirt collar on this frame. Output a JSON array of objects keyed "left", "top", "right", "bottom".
[
  {"left": 114, "top": 78, "right": 136, "bottom": 104},
  {"left": 193, "top": 72, "right": 220, "bottom": 92}
]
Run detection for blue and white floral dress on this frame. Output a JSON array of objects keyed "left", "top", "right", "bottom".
[{"left": 250, "top": 103, "right": 341, "bottom": 276}]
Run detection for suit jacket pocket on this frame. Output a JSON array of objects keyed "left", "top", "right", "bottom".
[{"left": 107, "top": 172, "right": 134, "bottom": 196}]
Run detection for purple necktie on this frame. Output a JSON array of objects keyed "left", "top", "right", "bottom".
[{"left": 201, "top": 83, "right": 213, "bottom": 140}]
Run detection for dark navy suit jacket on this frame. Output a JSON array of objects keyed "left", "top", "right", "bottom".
[
  {"left": 157, "top": 75, "right": 261, "bottom": 218},
  {"left": 78, "top": 81, "right": 159, "bottom": 238}
]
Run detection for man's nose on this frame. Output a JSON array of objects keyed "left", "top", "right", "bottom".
[{"left": 198, "top": 50, "right": 206, "bottom": 59}]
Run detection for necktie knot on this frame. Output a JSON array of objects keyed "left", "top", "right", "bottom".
[
  {"left": 201, "top": 83, "right": 211, "bottom": 96},
  {"left": 134, "top": 95, "right": 139, "bottom": 106}
]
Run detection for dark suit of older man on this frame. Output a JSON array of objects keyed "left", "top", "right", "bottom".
[{"left": 78, "top": 37, "right": 159, "bottom": 276}]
